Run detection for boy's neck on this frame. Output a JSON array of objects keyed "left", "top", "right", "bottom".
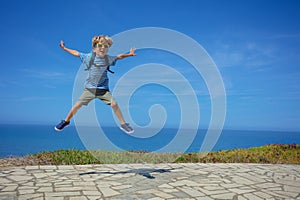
[{"left": 95, "top": 54, "right": 107, "bottom": 58}]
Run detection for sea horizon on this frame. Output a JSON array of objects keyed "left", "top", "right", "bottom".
[{"left": 0, "top": 124, "right": 299, "bottom": 158}]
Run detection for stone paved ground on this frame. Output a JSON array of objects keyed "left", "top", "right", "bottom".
[{"left": 0, "top": 163, "right": 300, "bottom": 200}]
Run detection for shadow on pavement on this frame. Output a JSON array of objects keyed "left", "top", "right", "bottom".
[{"left": 79, "top": 168, "right": 178, "bottom": 179}]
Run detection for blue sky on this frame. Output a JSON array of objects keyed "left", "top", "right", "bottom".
[{"left": 0, "top": 0, "right": 300, "bottom": 131}]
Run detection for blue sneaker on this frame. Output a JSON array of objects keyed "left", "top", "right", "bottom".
[
  {"left": 120, "top": 123, "right": 134, "bottom": 134},
  {"left": 55, "top": 120, "right": 70, "bottom": 131}
]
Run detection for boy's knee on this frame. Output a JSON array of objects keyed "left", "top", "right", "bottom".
[
  {"left": 75, "top": 102, "right": 83, "bottom": 109},
  {"left": 110, "top": 101, "right": 117, "bottom": 108}
]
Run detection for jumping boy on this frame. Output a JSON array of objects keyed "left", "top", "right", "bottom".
[{"left": 55, "top": 35, "right": 135, "bottom": 134}]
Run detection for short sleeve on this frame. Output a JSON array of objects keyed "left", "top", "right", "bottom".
[
  {"left": 79, "top": 52, "right": 90, "bottom": 63},
  {"left": 107, "top": 55, "right": 118, "bottom": 66}
]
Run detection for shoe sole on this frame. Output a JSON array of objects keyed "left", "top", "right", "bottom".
[
  {"left": 54, "top": 127, "right": 62, "bottom": 131},
  {"left": 120, "top": 127, "right": 134, "bottom": 134},
  {"left": 54, "top": 124, "right": 69, "bottom": 131}
]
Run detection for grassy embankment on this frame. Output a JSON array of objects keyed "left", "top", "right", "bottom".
[{"left": 31, "top": 144, "right": 300, "bottom": 165}]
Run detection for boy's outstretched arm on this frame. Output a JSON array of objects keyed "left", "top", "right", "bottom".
[
  {"left": 117, "top": 48, "right": 136, "bottom": 60},
  {"left": 60, "top": 41, "right": 80, "bottom": 57}
]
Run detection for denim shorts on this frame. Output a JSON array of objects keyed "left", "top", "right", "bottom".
[{"left": 77, "top": 88, "right": 115, "bottom": 106}]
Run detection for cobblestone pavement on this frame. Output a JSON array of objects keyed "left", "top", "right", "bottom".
[{"left": 0, "top": 163, "right": 300, "bottom": 200}]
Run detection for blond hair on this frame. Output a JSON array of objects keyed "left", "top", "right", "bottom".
[{"left": 92, "top": 35, "right": 113, "bottom": 48}]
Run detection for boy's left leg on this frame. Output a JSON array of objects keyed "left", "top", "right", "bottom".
[
  {"left": 99, "top": 90, "right": 134, "bottom": 134},
  {"left": 110, "top": 101, "right": 125, "bottom": 125},
  {"left": 111, "top": 101, "right": 134, "bottom": 134}
]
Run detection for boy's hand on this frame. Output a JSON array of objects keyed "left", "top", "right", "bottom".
[
  {"left": 59, "top": 40, "right": 80, "bottom": 57},
  {"left": 129, "top": 48, "right": 137, "bottom": 56},
  {"left": 60, "top": 41, "right": 65, "bottom": 49},
  {"left": 117, "top": 48, "right": 137, "bottom": 60}
]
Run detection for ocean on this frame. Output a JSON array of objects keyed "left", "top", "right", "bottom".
[{"left": 0, "top": 124, "right": 299, "bottom": 158}]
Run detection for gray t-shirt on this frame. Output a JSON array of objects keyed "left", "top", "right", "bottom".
[{"left": 80, "top": 53, "right": 118, "bottom": 90}]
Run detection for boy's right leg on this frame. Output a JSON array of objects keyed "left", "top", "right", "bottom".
[
  {"left": 65, "top": 102, "right": 82, "bottom": 122},
  {"left": 55, "top": 102, "right": 82, "bottom": 131},
  {"left": 55, "top": 89, "right": 94, "bottom": 131}
]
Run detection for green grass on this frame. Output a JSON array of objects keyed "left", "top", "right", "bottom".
[
  {"left": 33, "top": 149, "right": 182, "bottom": 165},
  {"left": 32, "top": 144, "right": 300, "bottom": 165},
  {"left": 174, "top": 144, "right": 300, "bottom": 164}
]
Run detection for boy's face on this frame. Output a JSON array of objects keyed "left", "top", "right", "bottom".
[{"left": 93, "top": 42, "right": 109, "bottom": 58}]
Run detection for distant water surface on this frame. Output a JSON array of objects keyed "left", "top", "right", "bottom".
[{"left": 0, "top": 124, "right": 299, "bottom": 158}]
